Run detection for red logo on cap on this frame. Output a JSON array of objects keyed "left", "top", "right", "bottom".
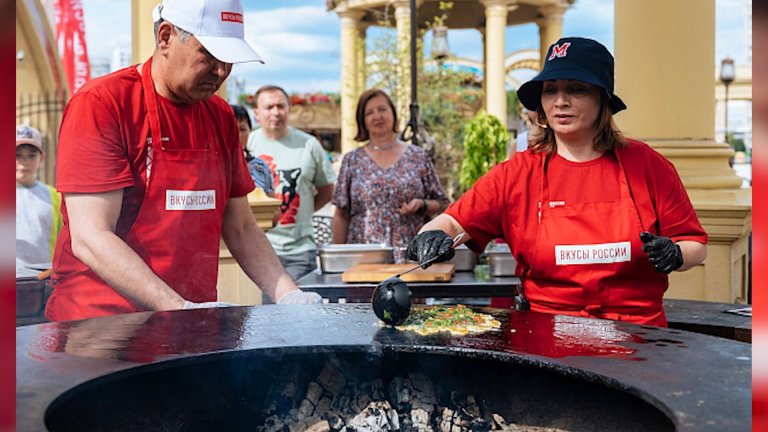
[
  {"left": 221, "top": 12, "right": 243, "bottom": 23},
  {"left": 548, "top": 42, "right": 571, "bottom": 60}
]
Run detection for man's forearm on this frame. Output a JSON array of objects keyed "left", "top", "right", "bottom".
[
  {"left": 223, "top": 202, "right": 297, "bottom": 302},
  {"left": 70, "top": 231, "right": 186, "bottom": 310}
]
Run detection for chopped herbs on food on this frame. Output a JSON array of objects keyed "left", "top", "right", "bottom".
[{"left": 396, "top": 305, "right": 501, "bottom": 336}]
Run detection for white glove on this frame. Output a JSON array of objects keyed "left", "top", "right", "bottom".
[
  {"left": 276, "top": 289, "right": 323, "bottom": 305},
  {"left": 182, "top": 301, "right": 237, "bottom": 309}
]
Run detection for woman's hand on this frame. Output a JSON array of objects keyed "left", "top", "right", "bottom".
[
  {"left": 400, "top": 198, "right": 426, "bottom": 215},
  {"left": 640, "top": 231, "right": 683, "bottom": 273},
  {"left": 405, "top": 230, "right": 455, "bottom": 268}
]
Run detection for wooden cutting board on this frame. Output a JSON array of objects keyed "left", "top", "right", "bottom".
[{"left": 341, "top": 263, "right": 456, "bottom": 283}]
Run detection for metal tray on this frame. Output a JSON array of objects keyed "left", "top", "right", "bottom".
[
  {"left": 318, "top": 243, "right": 394, "bottom": 273},
  {"left": 486, "top": 244, "right": 517, "bottom": 276},
  {"left": 449, "top": 245, "right": 478, "bottom": 271}
]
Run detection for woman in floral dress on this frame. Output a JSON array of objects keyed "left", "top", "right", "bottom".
[{"left": 331, "top": 89, "right": 449, "bottom": 262}]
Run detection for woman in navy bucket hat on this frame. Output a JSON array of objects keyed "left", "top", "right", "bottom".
[{"left": 404, "top": 36, "right": 708, "bottom": 327}]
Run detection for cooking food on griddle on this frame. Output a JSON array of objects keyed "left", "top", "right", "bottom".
[{"left": 396, "top": 304, "right": 501, "bottom": 336}]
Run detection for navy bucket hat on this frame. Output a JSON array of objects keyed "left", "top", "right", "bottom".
[{"left": 517, "top": 37, "right": 627, "bottom": 114}]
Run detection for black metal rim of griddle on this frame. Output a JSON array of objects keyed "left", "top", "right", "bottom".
[
  {"left": 18, "top": 304, "right": 751, "bottom": 432},
  {"left": 43, "top": 344, "right": 678, "bottom": 432}
]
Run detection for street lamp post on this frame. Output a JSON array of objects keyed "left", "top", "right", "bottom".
[
  {"left": 719, "top": 57, "right": 735, "bottom": 143},
  {"left": 401, "top": 0, "right": 420, "bottom": 146}
]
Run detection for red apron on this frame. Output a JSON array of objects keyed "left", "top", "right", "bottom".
[
  {"left": 46, "top": 58, "right": 227, "bottom": 321},
  {"left": 523, "top": 150, "right": 668, "bottom": 326}
]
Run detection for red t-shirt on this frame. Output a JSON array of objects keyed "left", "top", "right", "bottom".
[
  {"left": 547, "top": 151, "right": 620, "bottom": 203},
  {"left": 53, "top": 64, "right": 253, "bottom": 286},
  {"left": 445, "top": 139, "right": 708, "bottom": 279}
]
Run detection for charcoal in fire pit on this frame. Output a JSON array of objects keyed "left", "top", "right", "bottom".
[
  {"left": 439, "top": 407, "right": 471, "bottom": 432},
  {"left": 260, "top": 415, "right": 285, "bottom": 432},
  {"left": 316, "top": 396, "right": 333, "bottom": 417},
  {"left": 262, "top": 362, "right": 304, "bottom": 417},
  {"left": 318, "top": 358, "right": 348, "bottom": 396},
  {"left": 388, "top": 376, "right": 411, "bottom": 408},
  {"left": 289, "top": 415, "right": 329, "bottom": 432},
  {"left": 327, "top": 414, "right": 345, "bottom": 430},
  {"left": 255, "top": 357, "right": 574, "bottom": 432},
  {"left": 450, "top": 391, "right": 482, "bottom": 419},
  {"left": 408, "top": 408, "right": 433, "bottom": 431},
  {"left": 409, "top": 372, "right": 438, "bottom": 409},
  {"left": 345, "top": 400, "right": 400, "bottom": 431}
]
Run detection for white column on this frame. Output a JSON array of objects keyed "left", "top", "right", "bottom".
[
  {"left": 356, "top": 23, "right": 368, "bottom": 95},
  {"left": 481, "top": 0, "right": 511, "bottom": 123},
  {"left": 337, "top": 9, "right": 364, "bottom": 155},
  {"left": 535, "top": 5, "right": 566, "bottom": 67},
  {"left": 614, "top": 0, "right": 750, "bottom": 302},
  {"left": 479, "top": 28, "right": 487, "bottom": 111}
]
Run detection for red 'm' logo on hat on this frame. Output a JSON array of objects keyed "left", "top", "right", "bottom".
[
  {"left": 221, "top": 12, "right": 243, "bottom": 23},
  {"left": 548, "top": 42, "right": 571, "bottom": 60}
]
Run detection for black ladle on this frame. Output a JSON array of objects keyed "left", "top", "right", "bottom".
[{"left": 372, "top": 233, "right": 464, "bottom": 326}]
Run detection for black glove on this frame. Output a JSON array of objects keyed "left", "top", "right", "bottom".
[
  {"left": 405, "top": 230, "right": 455, "bottom": 268},
  {"left": 640, "top": 231, "right": 683, "bottom": 274}
]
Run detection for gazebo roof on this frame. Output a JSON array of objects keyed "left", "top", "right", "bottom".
[{"left": 330, "top": 0, "right": 575, "bottom": 29}]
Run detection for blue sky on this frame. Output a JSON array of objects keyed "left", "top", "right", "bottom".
[{"left": 81, "top": 0, "right": 751, "bottom": 95}]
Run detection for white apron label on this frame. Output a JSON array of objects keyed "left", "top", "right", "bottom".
[
  {"left": 166, "top": 190, "right": 216, "bottom": 211},
  {"left": 555, "top": 241, "right": 631, "bottom": 265}
]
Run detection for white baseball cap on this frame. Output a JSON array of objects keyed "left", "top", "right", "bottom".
[{"left": 152, "top": 0, "right": 264, "bottom": 64}]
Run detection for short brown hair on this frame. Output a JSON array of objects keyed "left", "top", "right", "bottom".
[
  {"left": 354, "top": 89, "right": 398, "bottom": 142},
  {"left": 254, "top": 85, "right": 290, "bottom": 108},
  {"left": 530, "top": 92, "right": 625, "bottom": 155}
]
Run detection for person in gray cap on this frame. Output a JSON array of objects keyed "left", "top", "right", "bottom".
[
  {"left": 47, "top": 0, "right": 321, "bottom": 322},
  {"left": 405, "top": 37, "right": 707, "bottom": 327},
  {"left": 16, "top": 125, "right": 62, "bottom": 273}
]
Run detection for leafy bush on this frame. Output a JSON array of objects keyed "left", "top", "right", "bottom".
[
  {"left": 727, "top": 134, "right": 746, "bottom": 153},
  {"left": 458, "top": 111, "right": 510, "bottom": 191}
]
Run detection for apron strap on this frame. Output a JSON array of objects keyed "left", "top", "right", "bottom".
[
  {"left": 141, "top": 58, "right": 163, "bottom": 188},
  {"left": 613, "top": 147, "right": 649, "bottom": 234}
]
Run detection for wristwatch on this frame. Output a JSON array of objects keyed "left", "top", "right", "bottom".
[{"left": 417, "top": 199, "right": 427, "bottom": 215}]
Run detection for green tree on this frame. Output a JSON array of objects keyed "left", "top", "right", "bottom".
[
  {"left": 506, "top": 89, "right": 520, "bottom": 120},
  {"left": 366, "top": 29, "right": 402, "bottom": 110}
]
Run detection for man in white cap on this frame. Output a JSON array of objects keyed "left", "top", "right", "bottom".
[
  {"left": 16, "top": 125, "right": 62, "bottom": 274},
  {"left": 47, "top": 0, "right": 321, "bottom": 321}
]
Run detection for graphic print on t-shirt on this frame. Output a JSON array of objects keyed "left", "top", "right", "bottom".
[
  {"left": 276, "top": 167, "right": 301, "bottom": 225},
  {"left": 258, "top": 154, "right": 279, "bottom": 188},
  {"left": 257, "top": 153, "right": 302, "bottom": 226}
]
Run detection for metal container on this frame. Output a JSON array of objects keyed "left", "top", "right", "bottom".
[
  {"left": 449, "top": 244, "right": 478, "bottom": 271},
  {"left": 318, "top": 243, "right": 394, "bottom": 273},
  {"left": 486, "top": 244, "right": 517, "bottom": 276},
  {"left": 399, "top": 244, "right": 477, "bottom": 271}
]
